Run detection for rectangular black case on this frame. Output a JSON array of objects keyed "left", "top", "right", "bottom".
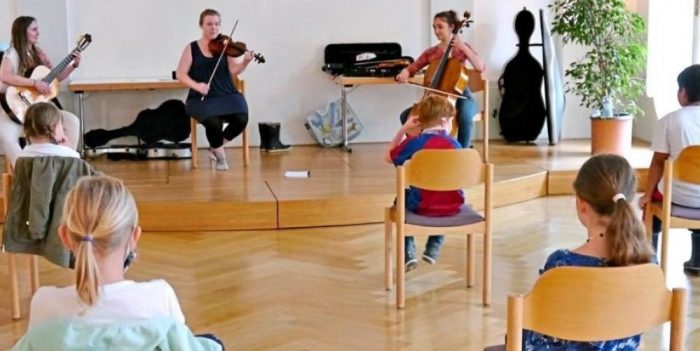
[{"left": 322, "top": 42, "right": 410, "bottom": 76}]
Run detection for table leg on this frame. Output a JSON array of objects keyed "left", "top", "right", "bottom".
[
  {"left": 77, "top": 92, "right": 85, "bottom": 158},
  {"left": 341, "top": 85, "right": 352, "bottom": 153}
]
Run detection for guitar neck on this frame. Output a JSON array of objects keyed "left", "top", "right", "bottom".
[{"left": 41, "top": 46, "right": 79, "bottom": 83}]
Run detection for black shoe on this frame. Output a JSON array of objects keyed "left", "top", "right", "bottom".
[
  {"left": 684, "top": 260, "right": 700, "bottom": 274},
  {"left": 258, "top": 122, "right": 291, "bottom": 152}
]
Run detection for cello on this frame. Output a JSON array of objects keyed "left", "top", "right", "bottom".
[{"left": 408, "top": 11, "right": 474, "bottom": 138}]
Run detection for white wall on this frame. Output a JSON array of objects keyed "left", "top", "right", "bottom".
[
  {"left": 0, "top": 0, "right": 18, "bottom": 44},
  {"left": 64, "top": 0, "right": 431, "bottom": 147},
  {"left": 3, "top": 0, "right": 595, "bottom": 147},
  {"left": 634, "top": 0, "right": 694, "bottom": 142}
]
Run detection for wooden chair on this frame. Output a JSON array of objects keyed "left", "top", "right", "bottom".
[
  {"left": 644, "top": 145, "right": 700, "bottom": 274},
  {"left": 384, "top": 149, "right": 493, "bottom": 308},
  {"left": 190, "top": 77, "right": 249, "bottom": 169},
  {"left": 505, "top": 264, "right": 686, "bottom": 351},
  {"left": 466, "top": 68, "right": 490, "bottom": 163},
  {"left": 2, "top": 173, "right": 39, "bottom": 320}
]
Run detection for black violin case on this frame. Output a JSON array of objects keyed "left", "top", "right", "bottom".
[{"left": 322, "top": 42, "right": 413, "bottom": 77}]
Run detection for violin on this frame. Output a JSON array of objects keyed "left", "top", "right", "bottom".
[{"left": 208, "top": 34, "right": 265, "bottom": 64}]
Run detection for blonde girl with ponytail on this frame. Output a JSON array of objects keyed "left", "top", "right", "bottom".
[
  {"left": 522, "top": 154, "right": 655, "bottom": 350},
  {"left": 27, "top": 175, "right": 185, "bottom": 328}
]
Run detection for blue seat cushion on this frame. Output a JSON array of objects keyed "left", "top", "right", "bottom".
[
  {"left": 671, "top": 203, "right": 700, "bottom": 220},
  {"left": 405, "top": 205, "right": 484, "bottom": 227}
]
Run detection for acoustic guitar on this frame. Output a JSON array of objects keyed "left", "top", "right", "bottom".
[{"left": 1, "top": 34, "right": 92, "bottom": 124}]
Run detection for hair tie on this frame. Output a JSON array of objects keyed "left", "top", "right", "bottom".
[
  {"left": 612, "top": 193, "right": 626, "bottom": 202},
  {"left": 82, "top": 235, "right": 94, "bottom": 243}
]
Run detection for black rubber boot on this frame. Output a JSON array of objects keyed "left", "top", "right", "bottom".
[
  {"left": 258, "top": 123, "right": 270, "bottom": 151},
  {"left": 684, "top": 231, "right": 700, "bottom": 274},
  {"left": 258, "top": 122, "right": 291, "bottom": 152}
]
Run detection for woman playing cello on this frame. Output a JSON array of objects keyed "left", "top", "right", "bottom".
[{"left": 395, "top": 10, "right": 485, "bottom": 148}]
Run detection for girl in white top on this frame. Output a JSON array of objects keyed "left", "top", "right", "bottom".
[
  {"left": 28, "top": 175, "right": 185, "bottom": 328},
  {"left": 0, "top": 16, "right": 80, "bottom": 165},
  {"left": 18, "top": 102, "right": 80, "bottom": 160}
]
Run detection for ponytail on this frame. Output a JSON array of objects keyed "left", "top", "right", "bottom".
[
  {"left": 62, "top": 175, "right": 138, "bottom": 307},
  {"left": 573, "top": 154, "right": 655, "bottom": 267},
  {"left": 605, "top": 198, "right": 654, "bottom": 266},
  {"left": 74, "top": 238, "right": 100, "bottom": 306}
]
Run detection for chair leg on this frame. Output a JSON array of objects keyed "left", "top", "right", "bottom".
[
  {"left": 384, "top": 208, "right": 392, "bottom": 291},
  {"left": 396, "top": 222, "right": 405, "bottom": 309},
  {"left": 483, "top": 226, "right": 492, "bottom": 306},
  {"left": 9, "top": 253, "right": 20, "bottom": 319},
  {"left": 30, "top": 255, "right": 39, "bottom": 294},
  {"left": 661, "top": 220, "right": 670, "bottom": 275},
  {"left": 190, "top": 118, "right": 199, "bottom": 169},
  {"left": 467, "top": 233, "right": 475, "bottom": 287},
  {"left": 242, "top": 126, "right": 250, "bottom": 167}
]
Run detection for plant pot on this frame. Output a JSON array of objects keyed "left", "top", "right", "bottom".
[{"left": 590, "top": 115, "right": 633, "bottom": 156}]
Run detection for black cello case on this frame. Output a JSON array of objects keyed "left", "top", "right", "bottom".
[{"left": 498, "top": 8, "right": 547, "bottom": 143}]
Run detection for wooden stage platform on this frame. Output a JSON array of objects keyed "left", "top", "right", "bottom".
[{"left": 78, "top": 140, "right": 653, "bottom": 232}]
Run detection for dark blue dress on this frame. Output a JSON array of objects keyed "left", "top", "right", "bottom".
[
  {"left": 522, "top": 250, "right": 642, "bottom": 351},
  {"left": 185, "top": 41, "right": 248, "bottom": 122}
]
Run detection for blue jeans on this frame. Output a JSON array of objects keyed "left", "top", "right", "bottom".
[
  {"left": 405, "top": 235, "right": 444, "bottom": 256},
  {"left": 400, "top": 89, "right": 478, "bottom": 148}
]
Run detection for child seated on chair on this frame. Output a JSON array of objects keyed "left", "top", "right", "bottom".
[
  {"left": 17, "top": 102, "right": 80, "bottom": 162},
  {"left": 385, "top": 94, "right": 464, "bottom": 272},
  {"left": 639, "top": 64, "right": 700, "bottom": 273},
  {"left": 26, "top": 175, "right": 224, "bottom": 349},
  {"left": 524, "top": 154, "right": 655, "bottom": 350}
]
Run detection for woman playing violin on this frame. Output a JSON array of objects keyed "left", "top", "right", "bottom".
[
  {"left": 0, "top": 16, "right": 81, "bottom": 166},
  {"left": 396, "top": 10, "right": 485, "bottom": 148},
  {"left": 176, "top": 8, "right": 253, "bottom": 171}
]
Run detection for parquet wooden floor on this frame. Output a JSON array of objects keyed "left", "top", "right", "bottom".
[{"left": 2, "top": 196, "right": 698, "bottom": 350}]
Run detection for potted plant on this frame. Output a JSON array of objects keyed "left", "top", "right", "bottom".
[{"left": 550, "top": 0, "right": 646, "bottom": 155}]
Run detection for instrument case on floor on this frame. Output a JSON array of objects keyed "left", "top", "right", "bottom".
[{"left": 86, "top": 142, "right": 192, "bottom": 160}]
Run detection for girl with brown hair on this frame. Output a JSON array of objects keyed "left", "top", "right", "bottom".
[
  {"left": 395, "top": 9, "right": 485, "bottom": 148},
  {"left": 523, "top": 154, "right": 655, "bottom": 349},
  {"left": 0, "top": 16, "right": 80, "bottom": 165}
]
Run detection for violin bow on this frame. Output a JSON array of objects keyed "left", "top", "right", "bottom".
[
  {"left": 406, "top": 82, "right": 469, "bottom": 100},
  {"left": 201, "top": 20, "right": 239, "bottom": 101}
]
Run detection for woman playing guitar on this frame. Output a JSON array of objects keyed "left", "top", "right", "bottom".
[
  {"left": 176, "top": 8, "right": 253, "bottom": 171},
  {"left": 0, "top": 16, "right": 81, "bottom": 166},
  {"left": 396, "top": 10, "right": 485, "bottom": 148}
]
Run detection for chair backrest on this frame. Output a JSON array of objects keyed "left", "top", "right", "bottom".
[
  {"left": 403, "top": 149, "right": 484, "bottom": 191},
  {"left": 507, "top": 264, "right": 686, "bottom": 350},
  {"left": 466, "top": 68, "right": 486, "bottom": 95},
  {"left": 232, "top": 75, "right": 245, "bottom": 93},
  {"left": 673, "top": 145, "right": 700, "bottom": 184}
]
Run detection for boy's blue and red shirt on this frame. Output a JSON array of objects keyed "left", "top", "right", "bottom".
[{"left": 390, "top": 130, "right": 465, "bottom": 216}]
